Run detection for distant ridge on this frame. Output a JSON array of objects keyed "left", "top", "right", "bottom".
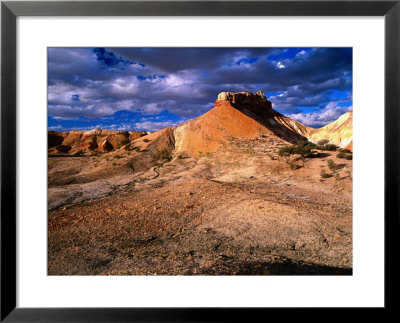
[{"left": 48, "top": 129, "right": 148, "bottom": 155}]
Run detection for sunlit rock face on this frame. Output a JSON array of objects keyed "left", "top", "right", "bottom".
[
  {"left": 307, "top": 111, "right": 353, "bottom": 148},
  {"left": 217, "top": 90, "right": 272, "bottom": 113}
]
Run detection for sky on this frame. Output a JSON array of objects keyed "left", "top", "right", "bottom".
[{"left": 48, "top": 47, "right": 352, "bottom": 132}]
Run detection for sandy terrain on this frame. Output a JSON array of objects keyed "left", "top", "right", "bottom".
[{"left": 48, "top": 134, "right": 352, "bottom": 275}]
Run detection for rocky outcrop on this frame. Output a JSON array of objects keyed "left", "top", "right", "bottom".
[
  {"left": 267, "top": 110, "right": 352, "bottom": 148},
  {"left": 84, "top": 128, "right": 103, "bottom": 136},
  {"left": 55, "top": 145, "right": 71, "bottom": 153},
  {"left": 77, "top": 135, "right": 99, "bottom": 152},
  {"left": 48, "top": 129, "right": 147, "bottom": 155},
  {"left": 218, "top": 90, "right": 269, "bottom": 105},
  {"left": 217, "top": 90, "right": 272, "bottom": 115},
  {"left": 96, "top": 139, "right": 114, "bottom": 152},
  {"left": 306, "top": 111, "right": 353, "bottom": 148},
  {"left": 48, "top": 131, "right": 66, "bottom": 148},
  {"left": 130, "top": 131, "right": 147, "bottom": 141}
]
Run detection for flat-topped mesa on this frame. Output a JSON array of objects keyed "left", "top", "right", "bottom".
[{"left": 217, "top": 90, "right": 272, "bottom": 112}]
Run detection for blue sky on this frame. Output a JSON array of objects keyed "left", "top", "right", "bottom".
[{"left": 48, "top": 47, "right": 352, "bottom": 131}]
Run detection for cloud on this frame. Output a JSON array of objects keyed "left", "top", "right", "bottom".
[
  {"left": 133, "top": 120, "right": 185, "bottom": 132},
  {"left": 93, "top": 48, "right": 134, "bottom": 68},
  {"left": 48, "top": 47, "right": 352, "bottom": 131},
  {"left": 276, "top": 61, "right": 286, "bottom": 69},
  {"left": 287, "top": 102, "right": 352, "bottom": 128},
  {"left": 48, "top": 125, "right": 63, "bottom": 131}
]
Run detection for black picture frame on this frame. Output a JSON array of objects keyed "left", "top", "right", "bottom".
[{"left": 1, "top": 0, "right": 399, "bottom": 321}]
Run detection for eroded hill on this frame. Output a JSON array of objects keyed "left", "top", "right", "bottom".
[{"left": 48, "top": 129, "right": 148, "bottom": 155}]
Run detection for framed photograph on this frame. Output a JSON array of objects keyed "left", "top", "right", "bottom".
[{"left": 1, "top": 0, "right": 398, "bottom": 321}]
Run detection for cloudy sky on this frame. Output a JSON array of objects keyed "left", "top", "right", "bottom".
[{"left": 48, "top": 47, "right": 352, "bottom": 131}]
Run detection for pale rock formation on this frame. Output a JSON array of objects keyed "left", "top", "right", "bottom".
[
  {"left": 217, "top": 90, "right": 271, "bottom": 111},
  {"left": 307, "top": 111, "right": 353, "bottom": 148}
]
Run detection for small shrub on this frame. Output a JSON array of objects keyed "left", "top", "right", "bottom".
[
  {"left": 289, "top": 162, "right": 298, "bottom": 170},
  {"left": 120, "top": 138, "right": 130, "bottom": 145},
  {"left": 324, "top": 144, "right": 338, "bottom": 151},
  {"left": 278, "top": 146, "right": 292, "bottom": 163},
  {"left": 296, "top": 140, "right": 308, "bottom": 147},
  {"left": 335, "top": 173, "right": 340, "bottom": 181},
  {"left": 337, "top": 152, "right": 353, "bottom": 160},
  {"left": 154, "top": 149, "right": 172, "bottom": 162},
  {"left": 114, "top": 154, "right": 122, "bottom": 159},
  {"left": 316, "top": 144, "right": 338, "bottom": 151},
  {"left": 132, "top": 146, "right": 140, "bottom": 152},
  {"left": 327, "top": 159, "right": 336, "bottom": 172},
  {"left": 339, "top": 148, "right": 352, "bottom": 154},
  {"left": 112, "top": 162, "right": 117, "bottom": 166},
  {"left": 279, "top": 143, "right": 312, "bottom": 165},
  {"left": 176, "top": 153, "right": 185, "bottom": 159},
  {"left": 318, "top": 139, "right": 329, "bottom": 146},
  {"left": 296, "top": 145, "right": 312, "bottom": 156},
  {"left": 320, "top": 169, "right": 330, "bottom": 178},
  {"left": 261, "top": 134, "right": 267, "bottom": 138},
  {"left": 123, "top": 144, "right": 130, "bottom": 151},
  {"left": 143, "top": 138, "right": 150, "bottom": 143}
]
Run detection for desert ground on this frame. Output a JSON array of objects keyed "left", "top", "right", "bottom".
[{"left": 48, "top": 134, "right": 352, "bottom": 275}]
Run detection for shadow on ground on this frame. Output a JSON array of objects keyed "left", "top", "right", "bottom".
[{"left": 200, "top": 258, "right": 352, "bottom": 275}]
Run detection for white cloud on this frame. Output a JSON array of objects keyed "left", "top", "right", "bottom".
[
  {"left": 139, "top": 103, "right": 164, "bottom": 115},
  {"left": 288, "top": 103, "right": 352, "bottom": 128},
  {"left": 102, "top": 123, "right": 134, "bottom": 131},
  {"left": 276, "top": 61, "right": 286, "bottom": 69},
  {"left": 133, "top": 120, "right": 185, "bottom": 132},
  {"left": 48, "top": 125, "right": 63, "bottom": 131}
]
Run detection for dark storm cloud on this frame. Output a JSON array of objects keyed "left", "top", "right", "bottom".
[
  {"left": 93, "top": 48, "right": 134, "bottom": 67},
  {"left": 48, "top": 47, "right": 352, "bottom": 130},
  {"left": 109, "top": 48, "right": 278, "bottom": 73}
]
